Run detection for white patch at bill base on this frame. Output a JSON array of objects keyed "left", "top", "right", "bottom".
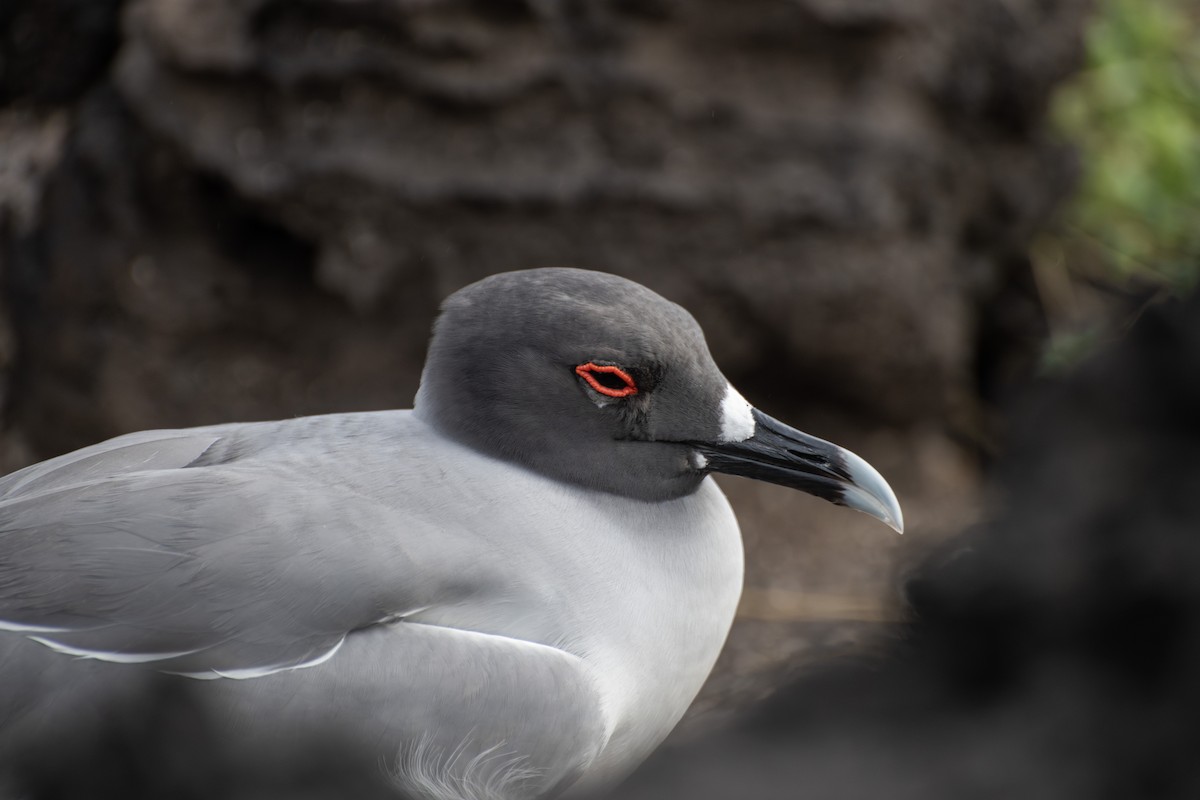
[{"left": 718, "top": 384, "right": 755, "bottom": 443}]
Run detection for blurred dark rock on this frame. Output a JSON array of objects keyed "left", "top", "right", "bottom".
[
  {"left": 10, "top": 675, "right": 408, "bottom": 800},
  {"left": 595, "top": 289, "right": 1200, "bottom": 799},
  {"left": 3, "top": 0, "right": 1086, "bottom": 445},
  {"left": 0, "top": 0, "right": 1089, "bottom": 740},
  {"left": 0, "top": 0, "right": 124, "bottom": 107}
]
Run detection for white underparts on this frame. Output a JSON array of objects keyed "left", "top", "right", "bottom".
[{"left": 718, "top": 384, "right": 755, "bottom": 443}]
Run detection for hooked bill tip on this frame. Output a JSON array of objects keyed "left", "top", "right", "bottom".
[{"left": 838, "top": 449, "right": 904, "bottom": 534}]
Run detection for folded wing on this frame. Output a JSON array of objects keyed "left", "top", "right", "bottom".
[{"left": 0, "top": 428, "right": 422, "bottom": 679}]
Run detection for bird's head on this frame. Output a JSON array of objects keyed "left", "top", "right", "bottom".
[{"left": 415, "top": 268, "right": 902, "bottom": 532}]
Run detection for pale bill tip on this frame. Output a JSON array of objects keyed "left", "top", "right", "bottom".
[{"left": 840, "top": 449, "right": 904, "bottom": 534}]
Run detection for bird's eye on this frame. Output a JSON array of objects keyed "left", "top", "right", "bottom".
[{"left": 575, "top": 363, "right": 639, "bottom": 398}]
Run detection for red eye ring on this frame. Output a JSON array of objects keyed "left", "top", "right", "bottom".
[{"left": 575, "top": 363, "right": 639, "bottom": 398}]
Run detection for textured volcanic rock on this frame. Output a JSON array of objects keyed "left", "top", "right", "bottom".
[{"left": 1, "top": 0, "right": 1088, "bottom": 735}]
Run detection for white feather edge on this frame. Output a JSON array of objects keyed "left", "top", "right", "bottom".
[
  {"left": 0, "top": 619, "right": 73, "bottom": 634},
  {"left": 167, "top": 635, "right": 347, "bottom": 680},
  {"left": 3, "top": 605, "right": 428, "bottom": 680},
  {"left": 16, "top": 630, "right": 347, "bottom": 680},
  {"left": 26, "top": 635, "right": 204, "bottom": 664}
]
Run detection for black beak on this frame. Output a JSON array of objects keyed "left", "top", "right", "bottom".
[{"left": 691, "top": 408, "right": 903, "bottom": 533}]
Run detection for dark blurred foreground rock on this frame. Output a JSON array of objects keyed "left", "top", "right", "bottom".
[{"left": 591, "top": 291, "right": 1200, "bottom": 799}]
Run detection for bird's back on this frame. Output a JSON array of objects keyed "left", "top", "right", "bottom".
[{"left": 0, "top": 410, "right": 743, "bottom": 796}]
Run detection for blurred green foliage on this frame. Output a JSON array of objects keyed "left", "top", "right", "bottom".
[{"left": 1053, "top": 0, "right": 1200, "bottom": 294}]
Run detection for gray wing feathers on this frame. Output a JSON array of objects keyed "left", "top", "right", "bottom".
[
  {"left": 0, "top": 428, "right": 418, "bottom": 676},
  {"left": 0, "top": 431, "right": 220, "bottom": 501}
]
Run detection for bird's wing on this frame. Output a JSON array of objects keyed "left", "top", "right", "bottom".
[
  {"left": 0, "top": 427, "right": 429, "bottom": 679},
  {"left": 0, "top": 429, "right": 223, "bottom": 500}
]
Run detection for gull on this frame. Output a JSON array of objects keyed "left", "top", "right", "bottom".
[{"left": 0, "top": 268, "right": 901, "bottom": 799}]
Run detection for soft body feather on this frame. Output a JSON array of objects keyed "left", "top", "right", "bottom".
[{"left": 0, "top": 411, "right": 744, "bottom": 796}]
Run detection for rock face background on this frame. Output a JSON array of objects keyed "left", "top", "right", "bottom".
[{"left": 1, "top": 0, "right": 1087, "bottom": 749}]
